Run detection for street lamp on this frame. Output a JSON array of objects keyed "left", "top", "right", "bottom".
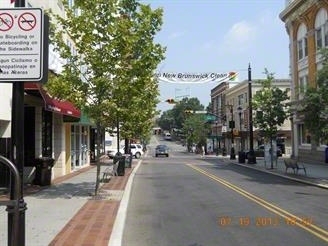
[
  {"left": 215, "top": 121, "right": 219, "bottom": 156},
  {"left": 237, "top": 105, "right": 243, "bottom": 147},
  {"left": 226, "top": 105, "right": 236, "bottom": 160},
  {"left": 237, "top": 106, "right": 245, "bottom": 163},
  {"left": 247, "top": 64, "right": 256, "bottom": 164}
]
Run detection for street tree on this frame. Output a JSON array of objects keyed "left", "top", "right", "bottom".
[
  {"left": 171, "top": 97, "right": 204, "bottom": 129},
  {"left": 182, "top": 113, "right": 209, "bottom": 152},
  {"left": 252, "top": 69, "right": 290, "bottom": 168},
  {"left": 48, "top": 0, "right": 165, "bottom": 195},
  {"left": 298, "top": 48, "right": 328, "bottom": 146}
]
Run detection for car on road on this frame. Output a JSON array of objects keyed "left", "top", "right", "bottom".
[
  {"left": 245, "top": 145, "right": 282, "bottom": 158},
  {"left": 164, "top": 132, "right": 172, "bottom": 141},
  {"left": 155, "top": 144, "right": 169, "bottom": 157},
  {"left": 107, "top": 143, "right": 144, "bottom": 159}
]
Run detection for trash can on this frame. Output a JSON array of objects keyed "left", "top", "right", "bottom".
[
  {"left": 34, "top": 157, "right": 55, "bottom": 186},
  {"left": 124, "top": 154, "right": 132, "bottom": 168},
  {"left": 238, "top": 151, "right": 246, "bottom": 163},
  {"left": 222, "top": 147, "right": 227, "bottom": 156},
  {"left": 114, "top": 154, "right": 125, "bottom": 176}
]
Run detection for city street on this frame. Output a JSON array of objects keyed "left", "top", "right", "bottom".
[{"left": 122, "top": 138, "right": 328, "bottom": 246}]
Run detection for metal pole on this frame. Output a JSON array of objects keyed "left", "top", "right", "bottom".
[
  {"left": 247, "top": 63, "right": 256, "bottom": 164},
  {"left": 239, "top": 111, "right": 242, "bottom": 150},
  {"left": 116, "top": 114, "right": 120, "bottom": 153},
  {"left": 230, "top": 106, "right": 236, "bottom": 160},
  {"left": 216, "top": 122, "right": 218, "bottom": 156},
  {"left": 9, "top": 1, "right": 27, "bottom": 245}
]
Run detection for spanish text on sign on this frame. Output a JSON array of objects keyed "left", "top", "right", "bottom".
[{"left": 0, "top": 8, "right": 43, "bottom": 81}]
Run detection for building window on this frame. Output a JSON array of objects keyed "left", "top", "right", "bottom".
[
  {"left": 316, "top": 28, "right": 323, "bottom": 49},
  {"left": 298, "top": 124, "right": 311, "bottom": 145},
  {"left": 298, "top": 75, "right": 308, "bottom": 99},
  {"left": 238, "top": 94, "right": 244, "bottom": 105},
  {"left": 297, "top": 23, "right": 307, "bottom": 60},
  {"left": 315, "top": 8, "right": 328, "bottom": 50}
]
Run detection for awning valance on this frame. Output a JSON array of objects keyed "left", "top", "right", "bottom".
[{"left": 24, "top": 83, "right": 81, "bottom": 118}]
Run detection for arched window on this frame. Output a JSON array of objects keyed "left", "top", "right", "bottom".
[
  {"left": 297, "top": 23, "right": 308, "bottom": 60},
  {"left": 315, "top": 8, "right": 328, "bottom": 49}
]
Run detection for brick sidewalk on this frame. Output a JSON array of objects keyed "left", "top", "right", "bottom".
[{"left": 48, "top": 166, "right": 134, "bottom": 246}]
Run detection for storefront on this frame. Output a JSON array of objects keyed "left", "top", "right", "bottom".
[{"left": 24, "top": 83, "right": 82, "bottom": 180}]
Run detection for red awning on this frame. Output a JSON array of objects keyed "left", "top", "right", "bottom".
[{"left": 24, "top": 83, "right": 81, "bottom": 118}]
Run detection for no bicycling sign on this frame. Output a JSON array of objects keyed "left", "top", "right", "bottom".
[{"left": 0, "top": 8, "right": 45, "bottom": 82}]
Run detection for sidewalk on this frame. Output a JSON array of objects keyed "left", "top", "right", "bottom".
[
  {"left": 0, "top": 156, "right": 136, "bottom": 246},
  {"left": 211, "top": 154, "right": 328, "bottom": 189},
  {"left": 2, "top": 153, "right": 327, "bottom": 246}
]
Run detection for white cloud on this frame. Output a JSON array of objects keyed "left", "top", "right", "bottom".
[
  {"left": 222, "top": 20, "right": 257, "bottom": 51},
  {"left": 168, "top": 31, "right": 186, "bottom": 40}
]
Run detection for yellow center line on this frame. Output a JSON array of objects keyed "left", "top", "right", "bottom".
[{"left": 186, "top": 163, "right": 328, "bottom": 243}]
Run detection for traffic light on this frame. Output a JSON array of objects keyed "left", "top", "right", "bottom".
[
  {"left": 166, "top": 98, "right": 175, "bottom": 104},
  {"left": 184, "top": 110, "right": 193, "bottom": 114}
]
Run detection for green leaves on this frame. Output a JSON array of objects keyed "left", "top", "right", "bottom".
[
  {"left": 48, "top": 0, "right": 165, "bottom": 140},
  {"left": 299, "top": 48, "right": 328, "bottom": 144},
  {"left": 253, "top": 69, "right": 290, "bottom": 142}
]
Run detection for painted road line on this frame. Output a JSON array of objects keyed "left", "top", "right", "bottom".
[{"left": 187, "top": 164, "right": 328, "bottom": 243}]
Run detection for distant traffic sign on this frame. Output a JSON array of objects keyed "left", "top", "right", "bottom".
[
  {"left": 204, "top": 115, "right": 217, "bottom": 121},
  {"left": 0, "top": 8, "right": 44, "bottom": 81}
]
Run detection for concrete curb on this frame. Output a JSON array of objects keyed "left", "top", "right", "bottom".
[
  {"left": 108, "top": 158, "right": 143, "bottom": 246},
  {"left": 229, "top": 160, "right": 328, "bottom": 190}
]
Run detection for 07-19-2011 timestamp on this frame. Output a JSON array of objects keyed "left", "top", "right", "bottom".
[{"left": 218, "top": 216, "right": 313, "bottom": 227}]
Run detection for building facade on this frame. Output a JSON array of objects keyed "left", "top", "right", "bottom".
[
  {"left": 0, "top": 0, "right": 95, "bottom": 185},
  {"left": 210, "top": 79, "right": 292, "bottom": 157},
  {"left": 280, "top": 0, "right": 328, "bottom": 163}
]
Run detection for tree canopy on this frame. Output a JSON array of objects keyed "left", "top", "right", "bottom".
[
  {"left": 157, "top": 97, "right": 204, "bottom": 130},
  {"left": 298, "top": 48, "right": 328, "bottom": 145},
  {"left": 252, "top": 69, "right": 290, "bottom": 168},
  {"left": 48, "top": 0, "right": 165, "bottom": 140},
  {"left": 253, "top": 69, "right": 290, "bottom": 141},
  {"left": 47, "top": 0, "right": 165, "bottom": 194}
]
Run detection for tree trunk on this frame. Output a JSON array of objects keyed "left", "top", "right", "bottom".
[{"left": 94, "top": 122, "right": 102, "bottom": 196}]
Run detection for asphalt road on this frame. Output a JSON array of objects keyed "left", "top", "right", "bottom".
[{"left": 122, "top": 137, "right": 328, "bottom": 246}]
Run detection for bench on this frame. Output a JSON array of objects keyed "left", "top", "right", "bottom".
[
  {"left": 284, "top": 158, "right": 307, "bottom": 175},
  {"left": 102, "top": 162, "right": 118, "bottom": 182}
]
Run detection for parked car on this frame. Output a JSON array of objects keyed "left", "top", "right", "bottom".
[
  {"left": 155, "top": 144, "right": 169, "bottom": 157},
  {"left": 129, "top": 144, "right": 144, "bottom": 159},
  {"left": 107, "top": 143, "right": 144, "bottom": 159},
  {"left": 245, "top": 145, "right": 282, "bottom": 158}
]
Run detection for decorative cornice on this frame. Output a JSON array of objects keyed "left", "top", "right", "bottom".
[{"left": 280, "top": 0, "right": 317, "bottom": 23}]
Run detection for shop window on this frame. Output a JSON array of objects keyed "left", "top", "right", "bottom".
[{"left": 298, "top": 124, "right": 311, "bottom": 145}]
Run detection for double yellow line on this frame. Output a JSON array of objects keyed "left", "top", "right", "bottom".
[{"left": 187, "top": 164, "right": 328, "bottom": 243}]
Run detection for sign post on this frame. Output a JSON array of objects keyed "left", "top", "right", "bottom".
[{"left": 0, "top": 1, "right": 47, "bottom": 246}]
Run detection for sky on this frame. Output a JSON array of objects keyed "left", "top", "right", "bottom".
[{"left": 141, "top": 0, "right": 290, "bottom": 113}]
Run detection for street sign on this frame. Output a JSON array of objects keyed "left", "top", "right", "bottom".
[
  {"left": 205, "top": 115, "right": 217, "bottom": 121},
  {"left": 195, "top": 110, "right": 207, "bottom": 114},
  {"left": 0, "top": 8, "right": 44, "bottom": 81}
]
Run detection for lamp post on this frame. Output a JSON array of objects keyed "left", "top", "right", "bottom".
[
  {"left": 237, "top": 106, "right": 245, "bottom": 163},
  {"left": 215, "top": 121, "right": 219, "bottom": 156},
  {"left": 227, "top": 105, "right": 236, "bottom": 160},
  {"left": 247, "top": 64, "right": 256, "bottom": 164},
  {"left": 237, "top": 106, "right": 243, "bottom": 149}
]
